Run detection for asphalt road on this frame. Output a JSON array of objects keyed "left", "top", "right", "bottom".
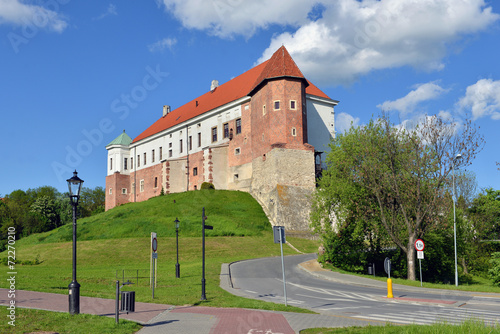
[{"left": 229, "top": 254, "right": 500, "bottom": 326}]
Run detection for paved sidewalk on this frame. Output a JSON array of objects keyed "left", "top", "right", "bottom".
[{"left": 0, "top": 288, "right": 373, "bottom": 333}]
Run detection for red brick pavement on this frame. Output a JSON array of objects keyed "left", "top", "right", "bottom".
[
  {"left": 0, "top": 289, "right": 172, "bottom": 324},
  {"left": 172, "top": 306, "right": 295, "bottom": 334}
]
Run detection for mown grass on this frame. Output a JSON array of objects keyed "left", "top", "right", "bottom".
[
  {"left": 300, "top": 320, "right": 499, "bottom": 333},
  {"left": 0, "top": 306, "right": 142, "bottom": 334},
  {"left": 21, "top": 190, "right": 269, "bottom": 245}
]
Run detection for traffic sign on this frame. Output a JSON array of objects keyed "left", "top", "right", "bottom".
[
  {"left": 152, "top": 237, "right": 157, "bottom": 252},
  {"left": 417, "top": 250, "right": 424, "bottom": 259},
  {"left": 415, "top": 239, "right": 425, "bottom": 251},
  {"left": 384, "top": 257, "right": 391, "bottom": 275}
]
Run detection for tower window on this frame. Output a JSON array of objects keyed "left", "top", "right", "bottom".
[
  {"left": 292, "top": 127, "right": 297, "bottom": 136},
  {"left": 236, "top": 118, "right": 241, "bottom": 134},
  {"left": 290, "top": 100, "right": 296, "bottom": 110},
  {"left": 223, "top": 123, "right": 229, "bottom": 138},
  {"left": 274, "top": 100, "right": 280, "bottom": 110},
  {"left": 212, "top": 126, "right": 218, "bottom": 142}
]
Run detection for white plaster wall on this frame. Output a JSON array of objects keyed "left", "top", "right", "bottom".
[
  {"left": 107, "top": 146, "right": 131, "bottom": 176},
  {"left": 306, "top": 95, "right": 337, "bottom": 156}
]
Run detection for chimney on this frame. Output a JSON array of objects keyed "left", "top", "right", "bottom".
[
  {"left": 163, "top": 105, "right": 171, "bottom": 117},
  {"left": 210, "top": 80, "right": 219, "bottom": 91}
]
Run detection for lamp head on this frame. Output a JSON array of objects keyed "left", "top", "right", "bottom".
[{"left": 66, "top": 170, "right": 84, "bottom": 205}]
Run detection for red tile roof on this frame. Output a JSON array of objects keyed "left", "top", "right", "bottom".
[{"left": 133, "top": 46, "right": 332, "bottom": 143}]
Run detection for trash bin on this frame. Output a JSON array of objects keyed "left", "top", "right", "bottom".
[
  {"left": 367, "top": 264, "right": 373, "bottom": 275},
  {"left": 120, "top": 291, "right": 135, "bottom": 313}
]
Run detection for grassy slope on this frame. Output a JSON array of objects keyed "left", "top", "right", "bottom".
[{"left": 1, "top": 190, "right": 319, "bottom": 311}]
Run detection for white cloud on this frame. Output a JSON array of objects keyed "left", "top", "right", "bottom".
[
  {"left": 457, "top": 79, "right": 500, "bottom": 120},
  {"left": 258, "top": 0, "right": 499, "bottom": 85},
  {"left": 93, "top": 4, "right": 118, "bottom": 20},
  {"left": 335, "top": 112, "right": 360, "bottom": 133},
  {"left": 377, "top": 82, "right": 449, "bottom": 116},
  {"left": 148, "top": 37, "right": 177, "bottom": 52},
  {"left": 0, "top": 0, "right": 68, "bottom": 32},
  {"left": 157, "top": 0, "right": 316, "bottom": 38},
  {"left": 158, "top": 0, "right": 499, "bottom": 86}
]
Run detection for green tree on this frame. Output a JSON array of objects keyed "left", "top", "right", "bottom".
[
  {"left": 311, "top": 114, "right": 484, "bottom": 280},
  {"left": 78, "top": 186, "right": 105, "bottom": 217}
]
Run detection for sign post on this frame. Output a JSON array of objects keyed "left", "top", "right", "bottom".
[
  {"left": 150, "top": 232, "right": 158, "bottom": 299},
  {"left": 415, "top": 239, "right": 425, "bottom": 287},
  {"left": 273, "top": 226, "right": 287, "bottom": 306},
  {"left": 384, "top": 257, "right": 393, "bottom": 298}
]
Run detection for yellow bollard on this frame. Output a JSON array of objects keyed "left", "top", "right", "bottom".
[{"left": 387, "top": 278, "right": 394, "bottom": 298}]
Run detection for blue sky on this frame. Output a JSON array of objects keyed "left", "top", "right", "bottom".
[{"left": 1, "top": 0, "right": 499, "bottom": 196}]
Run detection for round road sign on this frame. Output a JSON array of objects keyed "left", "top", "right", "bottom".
[
  {"left": 152, "top": 237, "right": 158, "bottom": 252},
  {"left": 415, "top": 239, "right": 425, "bottom": 251}
]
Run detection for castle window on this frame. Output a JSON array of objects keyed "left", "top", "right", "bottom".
[
  {"left": 263, "top": 104, "right": 266, "bottom": 115},
  {"left": 193, "top": 167, "right": 198, "bottom": 176},
  {"left": 137, "top": 155, "right": 140, "bottom": 167},
  {"left": 180, "top": 139, "right": 183, "bottom": 153},
  {"left": 274, "top": 100, "right": 280, "bottom": 110},
  {"left": 122, "top": 188, "right": 127, "bottom": 195},
  {"left": 154, "top": 177, "right": 158, "bottom": 188},
  {"left": 236, "top": 118, "right": 241, "bottom": 134},
  {"left": 223, "top": 123, "right": 229, "bottom": 138},
  {"left": 290, "top": 100, "right": 296, "bottom": 110},
  {"left": 235, "top": 147, "right": 241, "bottom": 155},
  {"left": 159, "top": 147, "right": 162, "bottom": 160},
  {"left": 234, "top": 174, "right": 239, "bottom": 181},
  {"left": 198, "top": 132, "right": 201, "bottom": 147},
  {"left": 292, "top": 127, "right": 297, "bottom": 136},
  {"left": 110, "top": 158, "right": 112, "bottom": 170},
  {"left": 131, "top": 157, "right": 133, "bottom": 168},
  {"left": 144, "top": 152, "right": 147, "bottom": 165},
  {"left": 189, "top": 136, "right": 192, "bottom": 151},
  {"left": 152, "top": 149, "right": 155, "bottom": 163},
  {"left": 212, "top": 126, "right": 218, "bottom": 142},
  {"left": 109, "top": 188, "right": 112, "bottom": 195},
  {"left": 169, "top": 149, "right": 172, "bottom": 157},
  {"left": 169, "top": 142, "right": 172, "bottom": 148},
  {"left": 140, "top": 180, "right": 144, "bottom": 192},
  {"left": 124, "top": 158, "right": 128, "bottom": 170}
]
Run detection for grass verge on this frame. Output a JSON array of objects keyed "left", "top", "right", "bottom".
[
  {"left": 300, "top": 320, "right": 498, "bottom": 333},
  {"left": 0, "top": 306, "right": 142, "bottom": 334}
]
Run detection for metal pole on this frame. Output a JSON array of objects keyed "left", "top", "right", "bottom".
[
  {"left": 279, "top": 227, "right": 287, "bottom": 306},
  {"left": 453, "top": 162, "right": 458, "bottom": 287},
  {"left": 152, "top": 258, "right": 155, "bottom": 299},
  {"left": 115, "top": 280, "right": 120, "bottom": 324},
  {"left": 419, "top": 259, "right": 423, "bottom": 287},
  {"left": 201, "top": 207, "right": 207, "bottom": 300},
  {"left": 68, "top": 203, "right": 80, "bottom": 315},
  {"left": 176, "top": 224, "right": 180, "bottom": 278}
]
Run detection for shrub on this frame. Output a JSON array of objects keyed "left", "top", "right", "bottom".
[
  {"left": 201, "top": 182, "right": 215, "bottom": 190},
  {"left": 488, "top": 252, "right": 500, "bottom": 286}
]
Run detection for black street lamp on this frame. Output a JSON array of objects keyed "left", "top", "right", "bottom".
[
  {"left": 201, "top": 207, "right": 212, "bottom": 300},
  {"left": 67, "top": 170, "right": 84, "bottom": 315},
  {"left": 175, "top": 217, "right": 180, "bottom": 278}
]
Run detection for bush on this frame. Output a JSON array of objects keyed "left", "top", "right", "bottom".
[
  {"left": 200, "top": 182, "right": 215, "bottom": 190},
  {"left": 488, "top": 252, "right": 500, "bottom": 286}
]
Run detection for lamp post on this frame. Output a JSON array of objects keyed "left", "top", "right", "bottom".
[
  {"left": 67, "top": 170, "right": 84, "bottom": 315},
  {"left": 175, "top": 218, "right": 180, "bottom": 278},
  {"left": 452, "top": 153, "right": 462, "bottom": 287}
]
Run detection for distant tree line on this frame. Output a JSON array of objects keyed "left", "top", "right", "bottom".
[{"left": 0, "top": 186, "right": 104, "bottom": 251}]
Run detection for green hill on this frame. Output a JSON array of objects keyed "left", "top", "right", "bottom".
[
  {"left": 1, "top": 190, "right": 319, "bottom": 312},
  {"left": 19, "top": 190, "right": 270, "bottom": 246}
]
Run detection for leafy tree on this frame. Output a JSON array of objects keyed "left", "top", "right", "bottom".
[
  {"left": 311, "top": 114, "right": 484, "bottom": 280},
  {"left": 78, "top": 186, "right": 105, "bottom": 217}
]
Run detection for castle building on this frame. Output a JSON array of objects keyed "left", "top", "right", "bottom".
[{"left": 106, "top": 46, "right": 338, "bottom": 231}]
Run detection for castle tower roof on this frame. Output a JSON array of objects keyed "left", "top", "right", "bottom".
[
  {"left": 106, "top": 130, "right": 133, "bottom": 147},
  {"left": 132, "top": 46, "right": 331, "bottom": 144}
]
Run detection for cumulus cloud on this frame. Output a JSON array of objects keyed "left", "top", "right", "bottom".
[
  {"left": 457, "top": 79, "right": 500, "bottom": 120},
  {"left": 148, "top": 37, "right": 177, "bottom": 52},
  {"left": 158, "top": 0, "right": 499, "bottom": 86},
  {"left": 0, "top": 0, "right": 68, "bottom": 32},
  {"left": 335, "top": 112, "right": 360, "bottom": 133},
  {"left": 377, "top": 82, "right": 449, "bottom": 116},
  {"left": 157, "top": 0, "right": 315, "bottom": 38}
]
